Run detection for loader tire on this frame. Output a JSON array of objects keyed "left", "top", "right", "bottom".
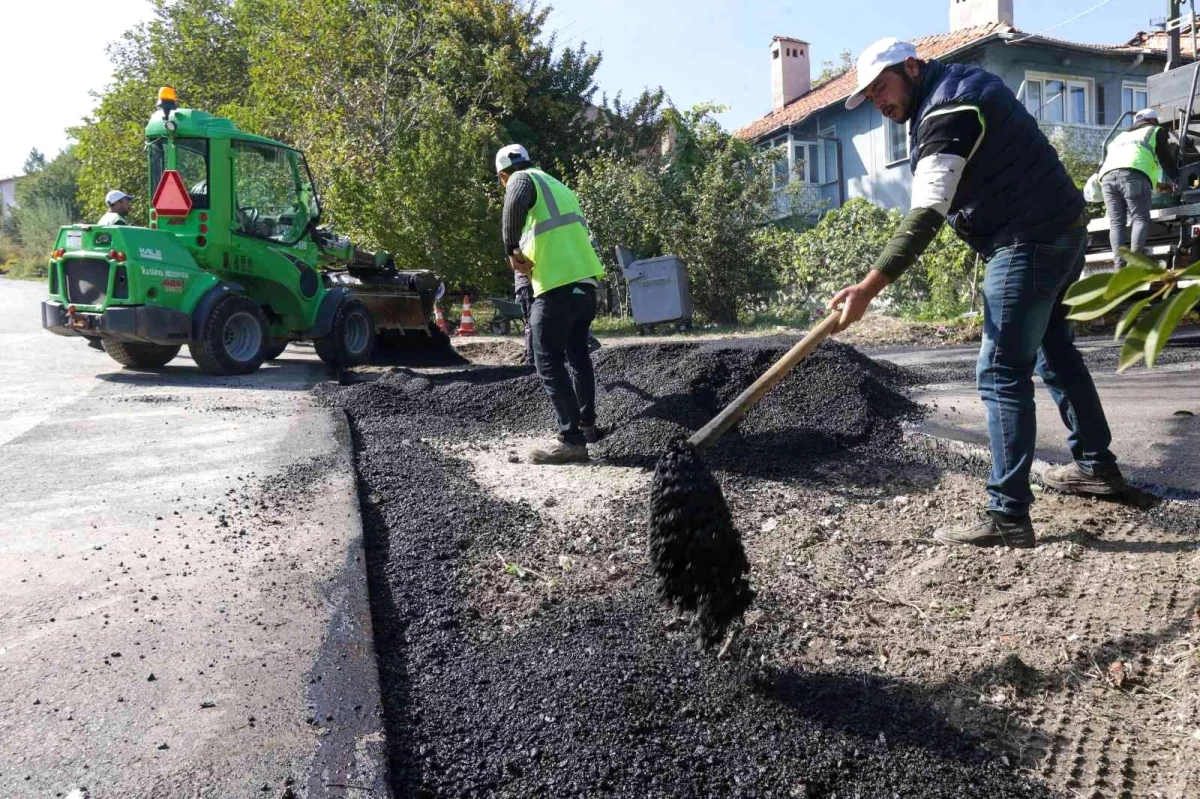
[
  {"left": 315, "top": 297, "right": 375, "bottom": 366},
  {"left": 263, "top": 339, "right": 289, "bottom": 361},
  {"left": 188, "top": 294, "right": 269, "bottom": 376},
  {"left": 102, "top": 340, "right": 181, "bottom": 369}
]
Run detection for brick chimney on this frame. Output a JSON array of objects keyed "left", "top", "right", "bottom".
[
  {"left": 771, "top": 36, "right": 811, "bottom": 111},
  {"left": 950, "top": 0, "right": 1013, "bottom": 31}
]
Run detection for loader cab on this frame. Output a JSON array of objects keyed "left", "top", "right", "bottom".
[
  {"left": 143, "top": 99, "right": 322, "bottom": 264},
  {"left": 229, "top": 141, "right": 320, "bottom": 245}
]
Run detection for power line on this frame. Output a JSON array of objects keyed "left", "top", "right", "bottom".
[{"left": 1005, "top": 0, "right": 1119, "bottom": 45}]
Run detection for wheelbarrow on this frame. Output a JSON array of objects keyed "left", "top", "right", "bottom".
[{"left": 485, "top": 297, "right": 526, "bottom": 335}]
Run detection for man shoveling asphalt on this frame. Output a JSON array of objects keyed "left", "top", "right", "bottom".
[{"left": 829, "top": 38, "right": 1125, "bottom": 549}]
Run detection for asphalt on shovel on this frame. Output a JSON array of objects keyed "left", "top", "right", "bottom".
[{"left": 648, "top": 311, "right": 842, "bottom": 647}]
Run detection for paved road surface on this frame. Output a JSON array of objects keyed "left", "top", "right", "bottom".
[
  {"left": 0, "top": 278, "right": 387, "bottom": 798},
  {"left": 877, "top": 336, "right": 1200, "bottom": 496}
]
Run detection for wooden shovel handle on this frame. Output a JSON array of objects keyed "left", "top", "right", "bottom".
[{"left": 688, "top": 311, "right": 841, "bottom": 453}]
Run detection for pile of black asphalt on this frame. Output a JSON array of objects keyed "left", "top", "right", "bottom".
[{"left": 320, "top": 338, "right": 1059, "bottom": 799}]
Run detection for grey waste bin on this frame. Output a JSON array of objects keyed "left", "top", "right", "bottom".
[{"left": 620, "top": 254, "right": 693, "bottom": 328}]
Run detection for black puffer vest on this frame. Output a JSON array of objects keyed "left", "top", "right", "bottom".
[{"left": 908, "top": 60, "right": 1083, "bottom": 255}]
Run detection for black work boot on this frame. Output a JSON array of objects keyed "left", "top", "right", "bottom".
[
  {"left": 1041, "top": 462, "right": 1126, "bottom": 496},
  {"left": 529, "top": 441, "right": 589, "bottom": 465},
  {"left": 580, "top": 423, "right": 605, "bottom": 444},
  {"left": 934, "top": 510, "right": 1035, "bottom": 549}
]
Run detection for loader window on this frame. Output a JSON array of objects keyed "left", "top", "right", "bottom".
[
  {"left": 149, "top": 138, "right": 210, "bottom": 209},
  {"left": 232, "top": 141, "right": 309, "bottom": 244}
]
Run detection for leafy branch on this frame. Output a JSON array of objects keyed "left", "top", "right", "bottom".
[{"left": 1063, "top": 249, "right": 1200, "bottom": 371}]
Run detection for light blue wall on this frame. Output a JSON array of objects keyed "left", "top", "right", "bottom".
[{"left": 766, "top": 41, "right": 1166, "bottom": 217}]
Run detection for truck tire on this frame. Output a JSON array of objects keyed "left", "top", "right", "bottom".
[
  {"left": 188, "top": 294, "right": 269, "bottom": 376},
  {"left": 263, "top": 339, "right": 289, "bottom": 361},
  {"left": 102, "top": 340, "right": 181, "bottom": 369},
  {"left": 315, "top": 297, "right": 375, "bottom": 366}
]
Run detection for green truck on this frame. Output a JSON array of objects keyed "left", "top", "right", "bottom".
[{"left": 42, "top": 87, "right": 444, "bottom": 374}]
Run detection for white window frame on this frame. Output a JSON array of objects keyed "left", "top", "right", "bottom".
[
  {"left": 884, "top": 116, "right": 908, "bottom": 164},
  {"left": 1121, "top": 81, "right": 1149, "bottom": 128},
  {"left": 1024, "top": 71, "right": 1094, "bottom": 125},
  {"left": 792, "top": 139, "right": 825, "bottom": 185},
  {"left": 819, "top": 124, "right": 839, "bottom": 184}
]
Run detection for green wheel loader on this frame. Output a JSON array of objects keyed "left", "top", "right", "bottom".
[{"left": 42, "top": 87, "right": 447, "bottom": 375}]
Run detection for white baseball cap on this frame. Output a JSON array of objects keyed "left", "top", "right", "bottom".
[
  {"left": 105, "top": 190, "right": 133, "bottom": 205},
  {"left": 1133, "top": 108, "right": 1159, "bottom": 125},
  {"left": 494, "top": 144, "right": 531, "bottom": 174},
  {"left": 846, "top": 38, "right": 919, "bottom": 110}
]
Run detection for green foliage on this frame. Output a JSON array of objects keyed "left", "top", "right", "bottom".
[
  {"left": 4, "top": 148, "right": 83, "bottom": 278},
  {"left": 785, "top": 198, "right": 978, "bottom": 319},
  {"left": 73, "top": 0, "right": 664, "bottom": 296},
  {"left": 1063, "top": 250, "right": 1200, "bottom": 370},
  {"left": 813, "top": 49, "right": 853, "bottom": 89},
  {"left": 14, "top": 148, "right": 83, "bottom": 225},
  {"left": 576, "top": 104, "right": 791, "bottom": 324},
  {"left": 6, "top": 198, "right": 73, "bottom": 279}
]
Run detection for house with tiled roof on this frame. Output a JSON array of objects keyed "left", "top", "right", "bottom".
[{"left": 735, "top": 0, "right": 1184, "bottom": 219}]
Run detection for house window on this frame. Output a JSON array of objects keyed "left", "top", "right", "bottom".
[
  {"left": 793, "top": 140, "right": 824, "bottom": 184},
  {"left": 1122, "top": 83, "right": 1149, "bottom": 128},
  {"left": 764, "top": 134, "right": 790, "bottom": 190},
  {"left": 1024, "top": 72, "right": 1093, "bottom": 125},
  {"left": 885, "top": 116, "right": 908, "bottom": 163},
  {"left": 820, "top": 124, "right": 839, "bottom": 184}
]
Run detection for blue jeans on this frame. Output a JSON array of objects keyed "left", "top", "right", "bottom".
[
  {"left": 531, "top": 282, "right": 597, "bottom": 445},
  {"left": 976, "top": 226, "right": 1117, "bottom": 516}
]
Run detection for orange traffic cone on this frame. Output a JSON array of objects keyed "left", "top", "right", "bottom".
[
  {"left": 455, "top": 295, "right": 477, "bottom": 336},
  {"left": 435, "top": 304, "right": 449, "bottom": 335}
]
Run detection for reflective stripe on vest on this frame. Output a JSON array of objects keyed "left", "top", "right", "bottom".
[
  {"left": 517, "top": 168, "right": 605, "bottom": 297},
  {"left": 1100, "top": 126, "right": 1161, "bottom": 184}
]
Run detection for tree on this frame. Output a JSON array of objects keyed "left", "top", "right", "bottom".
[
  {"left": 813, "top": 49, "right": 853, "bottom": 89},
  {"left": 1064, "top": 250, "right": 1200, "bottom": 371},
  {"left": 15, "top": 148, "right": 83, "bottom": 227},
  {"left": 577, "top": 104, "right": 793, "bottom": 324},
  {"left": 72, "top": 0, "right": 652, "bottom": 295}
]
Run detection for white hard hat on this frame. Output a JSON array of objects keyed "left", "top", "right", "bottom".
[
  {"left": 105, "top": 189, "right": 134, "bottom": 205},
  {"left": 1133, "top": 108, "right": 1159, "bottom": 125},
  {"left": 495, "top": 144, "right": 530, "bottom": 174},
  {"left": 846, "top": 38, "right": 919, "bottom": 110}
]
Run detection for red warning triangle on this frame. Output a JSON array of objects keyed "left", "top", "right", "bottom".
[{"left": 152, "top": 169, "right": 193, "bottom": 217}]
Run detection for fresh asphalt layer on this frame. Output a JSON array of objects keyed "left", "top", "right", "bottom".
[{"left": 0, "top": 278, "right": 387, "bottom": 798}]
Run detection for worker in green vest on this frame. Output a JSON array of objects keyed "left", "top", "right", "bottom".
[
  {"left": 497, "top": 144, "right": 607, "bottom": 464},
  {"left": 98, "top": 190, "right": 133, "bottom": 226},
  {"left": 1099, "top": 108, "right": 1178, "bottom": 267}
]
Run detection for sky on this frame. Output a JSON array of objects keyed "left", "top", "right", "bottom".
[{"left": 0, "top": 0, "right": 1170, "bottom": 178}]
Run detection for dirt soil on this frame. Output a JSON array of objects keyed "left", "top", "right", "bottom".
[{"left": 320, "top": 337, "right": 1200, "bottom": 799}]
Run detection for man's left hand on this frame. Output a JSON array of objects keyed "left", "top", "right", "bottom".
[{"left": 509, "top": 253, "right": 533, "bottom": 275}]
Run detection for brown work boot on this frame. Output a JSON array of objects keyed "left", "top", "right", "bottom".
[
  {"left": 1041, "top": 462, "right": 1126, "bottom": 496},
  {"left": 528, "top": 441, "right": 590, "bottom": 465},
  {"left": 934, "top": 510, "right": 1035, "bottom": 549},
  {"left": 580, "top": 424, "right": 605, "bottom": 444}
]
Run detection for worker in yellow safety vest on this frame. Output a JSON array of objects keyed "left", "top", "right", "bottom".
[
  {"left": 496, "top": 144, "right": 606, "bottom": 464},
  {"left": 1099, "top": 108, "right": 1179, "bottom": 267}
]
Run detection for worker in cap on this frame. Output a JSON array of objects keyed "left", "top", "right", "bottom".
[
  {"left": 1099, "top": 107, "right": 1179, "bottom": 267},
  {"left": 829, "top": 38, "right": 1123, "bottom": 549},
  {"left": 99, "top": 190, "right": 134, "bottom": 226},
  {"left": 496, "top": 143, "right": 606, "bottom": 464}
]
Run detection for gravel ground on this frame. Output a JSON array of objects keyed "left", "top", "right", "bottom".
[{"left": 320, "top": 339, "right": 1072, "bottom": 798}]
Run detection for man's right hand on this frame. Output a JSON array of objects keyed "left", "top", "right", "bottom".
[{"left": 828, "top": 270, "right": 890, "bottom": 333}]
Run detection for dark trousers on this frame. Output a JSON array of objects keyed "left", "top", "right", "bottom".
[
  {"left": 517, "top": 286, "right": 533, "bottom": 364},
  {"left": 976, "top": 226, "right": 1117, "bottom": 516},
  {"left": 530, "top": 282, "right": 598, "bottom": 445}
]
